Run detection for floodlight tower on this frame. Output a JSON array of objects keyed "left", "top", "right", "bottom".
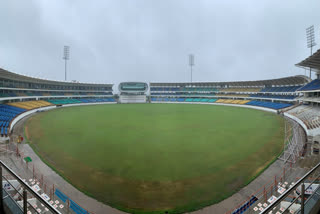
[
  {"left": 63, "top": 46, "right": 70, "bottom": 81},
  {"left": 306, "top": 25, "right": 316, "bottom": 78},
  {"left": 189, "top": 54, "right": 194, "bottom": 83}
]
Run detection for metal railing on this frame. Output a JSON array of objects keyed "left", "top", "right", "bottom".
[
  {"left": 261, "top": 162, "right": 320, "bottom": 214},
  {"left": 0, "top": 160, "right": 61, "bottom": 214}
]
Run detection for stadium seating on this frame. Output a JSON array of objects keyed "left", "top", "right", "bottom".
[
  {"left": 8, "top": 101, "right": 53, "bottom": 110},
  {"left": 0, "top": 104, "right": 25, "bottom": 137},
  {"left": 16, "top": 92, "right": 27, "bottom": 97},
  {"left": 288, "top": 105, "right": 320, "bottom": 129},
  {"left": 0, "top": 93, "right": 17, "bottom": 97},
  {"left": 245, "top": 101, "right": 292, "bottom": 110},
  {"left": 48, "top": 98, "right": 115, "bottom": 105},
  {"left": 150, "top": 87, "right": 219, "bottom": 92},
  {"left": 208, "top": 99, "right": 217, "bottom": 103},
  {"left": 0, "top": 91, "right": 113, "bottom": 98},
  {"left": 214, "top": 99, "right": 250, "bottom": 104},
  {"left": 150, "top": 97, "right": 292, "bottom": 110},
  {"left": 298, "top": 79, "right": 320, "bottom": 91},
  {"left": 261, "top": 86, "right": 301, "bottom": 92},
  {"left": 232, "top": 195, "right": 258, "bottom": 214},
  {"left": 0, "top": 98, "right": 116, "bottom": 137},
  {"left": 7, "top": 98, "right": 116, "bottom": 110},
  {"left": 237, "top": 100, "right": 251, "bottom": 104},
  {"left": 216, "top": 99, "right": 226, "bottom": 103},
  {"left": 250, "top": 94, "right": 297, "bottom": 100},
  {"left": 219, "top": 88, "right": 262, "bottom": 92},
  {"left": 218, "top": 94, "right": 250, "bottom": 97}
]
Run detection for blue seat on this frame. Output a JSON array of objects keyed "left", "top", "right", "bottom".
[
  {"left": 246, "top": 100, "right": 292, "bottom": 109},
  {"left": 298, "top": 79, "right": 320, "bottom": 91}
]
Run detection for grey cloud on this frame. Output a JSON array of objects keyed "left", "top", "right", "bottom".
[{"left": 0, "top": 0, "right": 319, "bottom": 87}]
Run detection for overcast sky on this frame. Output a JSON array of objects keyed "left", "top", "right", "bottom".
[{"left": 0, "top": 1, "right": 319, "bottom": 86}]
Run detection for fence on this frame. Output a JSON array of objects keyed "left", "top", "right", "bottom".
[
  {"left": 261, "top": 162, "right": 320, "bottom": 214},
  {"left": 226, "top": 160, "right": 302, "bottom": 214},
  {"left": 226, "top": 114, "right": 309, "bottom": 214},
  {"left": 1, "top": 142, "right": 92, "bottom": 214},
  {"left": 0, "top": 159, "right": 60, "bottom": 214}
]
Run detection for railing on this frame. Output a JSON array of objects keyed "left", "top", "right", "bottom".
[
  {"left": 261, "top": 162, "right": 320, "bottom": 214},
  {"left": 2, "top": 142, "right": 91, "bottom": 214},
  {"left": 0, "top": 160, "right": 61, "bottom": 214}
]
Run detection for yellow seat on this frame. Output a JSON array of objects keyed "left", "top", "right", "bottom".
[{"left": 8, "top": 100, "right": 53, "bottom": 110}]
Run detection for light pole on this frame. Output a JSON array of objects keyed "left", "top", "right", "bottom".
[
  {"left": 189, "top": 54, "right": 194, "bottom": 83},
  {"left": 306, "top": 26, "right": 316, "bottom": 79},
  {"left": 63, "top": 46, "right": 70, "bottom": 81}
]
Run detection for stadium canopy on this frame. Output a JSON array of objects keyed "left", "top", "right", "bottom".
[
  {"left": 0, "top": 68, "right": 113, "bottom": 87},
  {"left": 150, "top": 75, "right": 309, "bottom": 87},
  {"left": 296, "top": 48, "right": 320, "bottom": 71}
]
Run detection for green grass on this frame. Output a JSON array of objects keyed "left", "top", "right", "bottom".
[{"left": 25, "top": 104, "right": 284, "bottom": 213}]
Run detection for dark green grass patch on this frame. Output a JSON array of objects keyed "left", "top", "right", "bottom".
[{"left": 25, "top": 104, "right": 284, "bottom": 213}]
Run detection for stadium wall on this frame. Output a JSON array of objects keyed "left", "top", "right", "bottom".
[
  {"left": 283, "top": 112, "right": 310, "bottom": 136},
  {"left": 9, "top": 102, "right": 116, "bottom": 132},
  {"left": 151, "top": 101, "right": 278, "bottom": 113},
  {"left": 11, "top": 101, "right": 310, "bottom": 138}
]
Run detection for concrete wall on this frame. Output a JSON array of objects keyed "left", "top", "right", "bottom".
[
  {"left": 9, "top": 102, "right": 116, "bottom": 132},
  {"left": 119, "top": 95, "right": 146, "bottom": 103},
  {"left": 151, "top": 101, "right": 277, "bottom": 113},
  {"left": 284, "top": 112, "right": 310, "bottom": 136},
  {"left": 10, "top": 101, "right": 311, "bottom": 139}
]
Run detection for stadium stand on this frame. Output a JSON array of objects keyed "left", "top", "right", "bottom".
[
  {"left": 150, "top": 76, "right": 308, "bottom": 110},
  {"left": 250, "top": 94, "right": 297, "bottom": 100},
  {"left": 47, "top": 99, "right": 82, "bottom": 105},
  {"left": 255, "top": 48, "right": 320, "bottom": 214},
  {"left": 118, "top": 82, "right": 148, "bottom": 103},
  {"left": 297, "top": 79, "right": 320, "bottom": 91},
  {"left": 261, "top": 86, "right": 301, "bottom": 92},
  {"left": 8, "top": 100, "right": 53, "bottom": 110},
  {"left": 151, "top": 96, "right": 292, "bottom": 110},
  {"left": 150, "top": 76, "right": 308, "bottom": 105},
  {"left": 287, "top": 105, "right": 320, "bottom": 129},
  {"left": 0, "top": 98, "right": 116, "bottom": 137},
  {"left": 220, "top": 87, "right": 262, "bottom": 92},
  {"left": 245, "top": 100, "right": 292, "bottom": 109},
  {"left": 0, "top": 68, "right": 116, "bottom": 137},
  {"left": 232, "top": 195, "right": 258, "bottom": 214},
  {"left": 219, "top": 94, "right": 250, "bottom": 97},
  {"left": 0, "top": 68, "right": 113, "bottom": 100},
  {"left": 0, "top": 104, "right": 25, "bottom": 136},
  {"left": 290, "top": 50, "right": 320, "bottom": 136}
]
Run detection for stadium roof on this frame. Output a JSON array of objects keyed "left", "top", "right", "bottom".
[
  {"left": 150, "top": 75, "right": 310, "bottom": 87},
  {"left": 296, "top": 48, "right": 320, "bottom": 71},
  {"left": 0, "top": 68, "right": 113, "bottom": 87}
]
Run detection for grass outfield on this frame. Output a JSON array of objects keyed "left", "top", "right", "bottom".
[{"left": 25, "top": 104, "right": 284, "bottom": 213}]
